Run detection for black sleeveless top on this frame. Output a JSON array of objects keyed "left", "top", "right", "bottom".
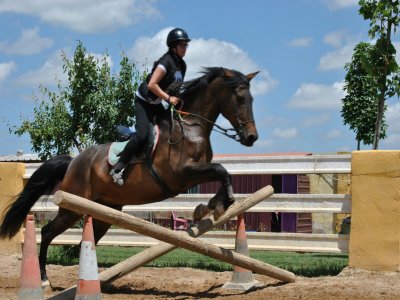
[{"left": 138, "top": 51, "right": 187, "bottom": 103}]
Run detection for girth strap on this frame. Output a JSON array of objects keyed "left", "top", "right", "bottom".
[{"left": 146, "top": 158, "right": 176, "bottom": 197}]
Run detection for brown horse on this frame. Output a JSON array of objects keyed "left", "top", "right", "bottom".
[{"left": 0, "top": 67, "right": 259, "bottom": 285}]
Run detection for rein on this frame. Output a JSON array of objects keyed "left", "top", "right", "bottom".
[{"left": 169, "top": 106, "right": 253, "bottom": 143}]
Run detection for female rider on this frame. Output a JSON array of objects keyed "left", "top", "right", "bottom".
[{"left": 110, "top": 28, "right": 190, "bottom": 185}]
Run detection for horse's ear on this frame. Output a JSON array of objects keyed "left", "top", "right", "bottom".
[
  {"left": 246, "top": 71, "right": 260, "bottom": 81},
  {"left": 223, "top": 68, "right": 235, "bottom": 78}
]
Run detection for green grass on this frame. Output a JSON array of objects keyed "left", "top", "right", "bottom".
[{"left": 47, "top": 245, "right": 348, "bottom": 277}]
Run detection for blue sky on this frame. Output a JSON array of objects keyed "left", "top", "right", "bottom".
[{"left": 0, "top": 0, "right": 399, "bottom": 156}]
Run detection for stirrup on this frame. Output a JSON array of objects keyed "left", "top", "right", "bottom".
[{"left": 109, "top": 164, "right": 126, "bottom": 186}]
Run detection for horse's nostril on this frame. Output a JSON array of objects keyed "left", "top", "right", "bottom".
[{"left": 248, "top": 134, "right": 258, "bottom": 143}]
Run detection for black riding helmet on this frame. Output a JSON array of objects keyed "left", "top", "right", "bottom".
[{"left": 167, "top": 28, "right": 191, "bottom": 48}]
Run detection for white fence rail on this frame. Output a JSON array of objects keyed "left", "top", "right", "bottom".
[
  {"left": 37, "top": 229, "right": 349, "bottom": 254},
  {"left": 32, "top": 193, "right": 351, "bottom": 214},
  {"left": 28, "top": 154, "right": 352, "bottom": 253}
]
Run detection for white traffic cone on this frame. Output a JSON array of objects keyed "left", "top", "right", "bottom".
[
  {"left": 75, "top": 215, "right": 101, "bottom": 300},
  {"left": 222, "top": 213, "right": 262, "bottom": 291},
  {"left": 17, "top": 214, "right": 44, "bottom": 300}
]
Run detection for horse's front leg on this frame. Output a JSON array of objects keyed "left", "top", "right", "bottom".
[
  {"left": 203, "top": 184, "right": 235, "bottom": 221},
  {"left": 182, "top": 162, "right": 234, "bottom": 220}
]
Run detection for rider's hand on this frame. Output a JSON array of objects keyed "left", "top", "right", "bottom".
[{"left": 169, "top": 96, "right": 180, "bottom": 106}]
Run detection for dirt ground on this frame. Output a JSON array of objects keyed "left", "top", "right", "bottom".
[{"left": 1, "top": 254, "right": 400, "bottom": 300}]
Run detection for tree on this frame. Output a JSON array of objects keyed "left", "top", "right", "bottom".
[
  {"left": 358, "top": 0, "right": 400, "bottom": 149},
  {"left": 341, "top": 42, "right": 387, "bottom": 150},
  {"left": 10, "top": 41, "right": 144, "bottom": 159}
]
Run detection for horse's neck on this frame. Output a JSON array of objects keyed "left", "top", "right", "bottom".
[{"left": 184, "top": 91, "right": 220, "bottom": 134}]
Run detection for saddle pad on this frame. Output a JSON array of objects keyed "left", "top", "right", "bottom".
[
  {"left": 108, "top": 140, "right": 129, "bottom": 166},
  {"left": 108, "top": 125, "right": 160, "bottom": 166}
]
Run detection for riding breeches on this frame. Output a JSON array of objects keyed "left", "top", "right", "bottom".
[{"left": 118, "top": 97, "right": 163, "bottom": 163}]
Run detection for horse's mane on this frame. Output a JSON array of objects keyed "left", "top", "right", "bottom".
[{"left": 179, "top": 67, "right": 248, "bottom": 100}]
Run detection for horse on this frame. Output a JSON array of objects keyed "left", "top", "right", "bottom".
[{"left": 0, "top": 67, "right": 259, "bottom": 285}]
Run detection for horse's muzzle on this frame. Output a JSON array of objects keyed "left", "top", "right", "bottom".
[{"left": 240, "top": 130, "right": 258, "bottom": 147}]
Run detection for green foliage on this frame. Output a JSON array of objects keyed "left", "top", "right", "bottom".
[
  {"left": 341, "top": 42, "right": 387, "bottom": 148},
  {"left": 47, "top": 245, "right": 80, "bottom": 266},
  {"left": 10, "top": 41, "right": 144, "bottom": 159},
  {"left": 353, "top": 0, "right": 400, "bottom": 149}
]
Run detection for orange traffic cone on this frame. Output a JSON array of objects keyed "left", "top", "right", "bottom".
[
  {"left": 222, "top": 213, "right": 262, "bottom": 291},
  {"left": 17, "top": 214, "right": 44, "bottom": 300},
  {"left": 75, "top": 215, "right": 101, "bottom": 300}
]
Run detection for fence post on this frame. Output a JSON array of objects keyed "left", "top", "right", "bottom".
[{"left": 349, "top": 150, "right": 400, "bottom": 271}]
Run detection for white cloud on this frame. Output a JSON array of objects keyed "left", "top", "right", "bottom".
[
  {"left": 318, "top": 43, "right": 355, "bottom": 70},
  {"left": 15, "top": 49, "right": 114, "bottom": 87},
  {"left": 324, "top": 0, "right": 358, "bottom": 10},
  {"left": 288, "top": 37, "right": 313, "bottom": 47},
  {"left": 272, "top": 127, "right": 298, "bottom": 139},
  {"left": 0, "top": 0, "right": 160, "bottom": 34},
  {"left": 323, "top": 30, "right": 351, "bottom": 48},
  {"left": 386, "top": 102, "right": 400, "bottom": 132},
  {"left": 0, "top": 61, "right": 17, "bottom": 84},
  {"left": 287, "top": 81, "right": 345, "bottom": 110},
  {"left": 302, "top": 113, "right": 331, "bottom": 127},
  {"left": 325, "top": 129, "right": 341, "bottom": 139},
  {"left": 394, "top": 42, "right": 400, "bottom": 67},
  {"left": 15, "top": 50, "right": 66, "bottom": 86},
  {"left": 128, "top": 27, "right": 278, "bottom": 96},
  {"left": 382, "top": 133, "right": 400, "bottom": 147},
  {"left": 91, "top": 53, "right": 114, "bottom": 70},
  {"left": 0, "top": 27, "right": 53, "bottom": 55}
]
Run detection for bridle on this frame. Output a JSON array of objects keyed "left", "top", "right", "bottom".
[{"left": 168, "top": 106, "right": 254, "bottom": 144}]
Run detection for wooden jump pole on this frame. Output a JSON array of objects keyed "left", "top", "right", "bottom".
[
  {"left": 53, "top": 186, "right": 295, "bottom": 282},
  {"left": 100, "top": 185, "right": 283, "bottom": 284},
  {"left": 48, "top": 186, "right": 295, "bottom": 300}
]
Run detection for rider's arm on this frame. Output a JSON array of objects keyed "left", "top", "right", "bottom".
[{"left": 148, "top": 65, "right": 180, "bottom": 106}]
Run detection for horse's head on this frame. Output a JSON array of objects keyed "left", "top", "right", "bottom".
[
  {"left": 179, "top": 67, "right": 259, "bottom": 147},
  {"left": 219, "top": 68, "right": 259, "bottom": 147}
]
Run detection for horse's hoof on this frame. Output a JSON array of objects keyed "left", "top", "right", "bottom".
[
  {"left": 41, "top": 279, "right": 51, "bottom": 291},
  {"left": 193, "top": 204, "right": 210, "bottom": 221},
  {"left": 213, "top": 202, "right": 225, "bottom": 221}
]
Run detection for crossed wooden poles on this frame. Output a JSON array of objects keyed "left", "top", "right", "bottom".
[{"left": 49, "top": 185, "right": 295, "bottom": 299}]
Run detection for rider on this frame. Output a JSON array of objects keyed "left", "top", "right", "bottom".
[{"left": 110, "top": 28, "right": 190, "bottom": 185}]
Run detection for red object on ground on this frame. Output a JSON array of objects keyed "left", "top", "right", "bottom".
[{"left": 17, "top": 214, "right": 44, "bottom": 300}]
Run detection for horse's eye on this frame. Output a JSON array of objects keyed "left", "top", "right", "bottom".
[
  {"left": 235, "top": 85, "right": 248, "bottom": 102},
  {"left": 236, "top": 94, "right": 246, "bottom": 105}
]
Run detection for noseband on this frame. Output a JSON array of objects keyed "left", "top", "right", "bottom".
[{"left": 235, "top": 112, "right": 255, "bottom": 141}]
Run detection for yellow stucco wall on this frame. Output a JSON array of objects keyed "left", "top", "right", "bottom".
[
  {"left": 349, "top": 150, "right": 400, "bottom": 271},
  {"left": 309, "top": 173, "right": 352, "bottom": 234},
  {"left": 309, "top": 174, "right": 336, "bottom": 233},
  {"left": 0, "top": 162, "right": 25, "bottom": 254}
]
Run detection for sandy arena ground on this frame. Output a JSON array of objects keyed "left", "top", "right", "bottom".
[{"left": 1, "top": 254, "right": 399, "bottom": 300}]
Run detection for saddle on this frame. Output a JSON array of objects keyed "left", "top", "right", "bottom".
[{"left": 108, "top": 125, "right": 160, "bottom": 166}]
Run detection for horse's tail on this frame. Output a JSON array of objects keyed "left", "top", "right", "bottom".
[{"left": 0, "top": 154, "right": 73, "bottom": 239}]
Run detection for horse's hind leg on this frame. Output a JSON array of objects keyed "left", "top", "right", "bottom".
[{"left": 39, "top": 208, "right": 81, "bottom": 287}]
